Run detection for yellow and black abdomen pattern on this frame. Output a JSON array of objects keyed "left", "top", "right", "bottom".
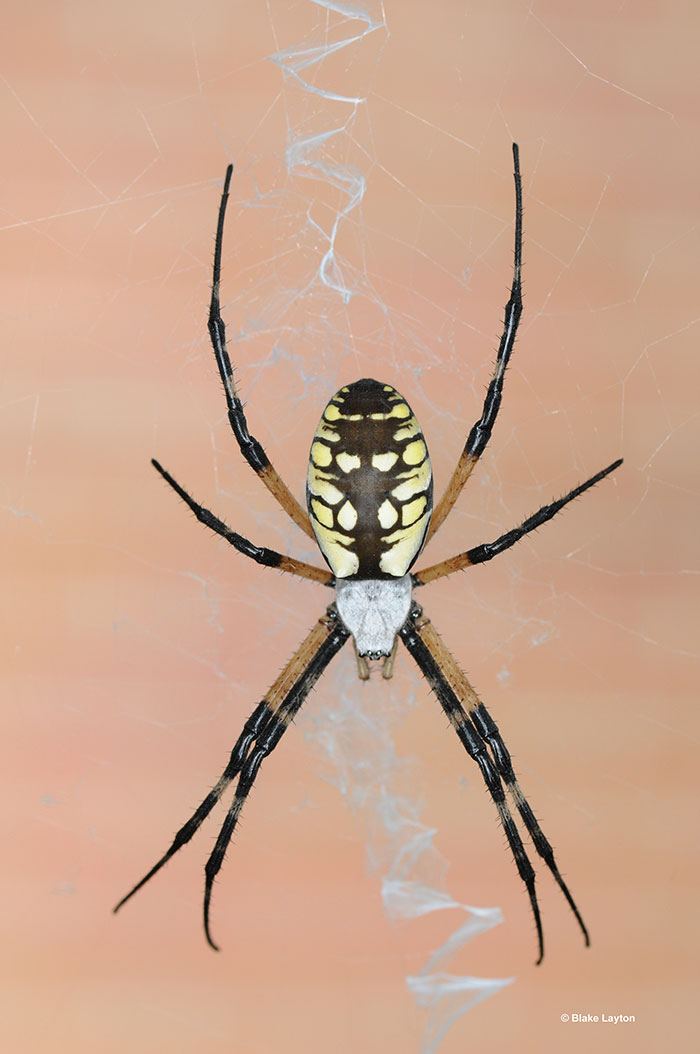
[{"left": 306, "top": 379, "right": 433, "bottom": 579}]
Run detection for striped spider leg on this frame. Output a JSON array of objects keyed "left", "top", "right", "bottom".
[
  {"left": 149, "top": 458, "right": 332, "bottom": 586},
  {"left": 414, "top": 457, "right": 623, "bottom": 586},
  {"left": 426, "top": 142, "right": 523, "bottom": 545},
  {"left": 400, "top": 604, "right": 590, "bottom": 964},
  {"left": 114, "top": 608, "right": 349, "bottom": 950},
  {"left": 208, "top": 164, "right": 314, "bottom": 540}
]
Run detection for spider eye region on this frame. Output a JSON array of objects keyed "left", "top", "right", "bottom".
[
  {"left": 335, "top": 576, "right": 412, "bottom": 657},
  {"left": 306, "top": 379, "right": 433, "bottom": 579}
]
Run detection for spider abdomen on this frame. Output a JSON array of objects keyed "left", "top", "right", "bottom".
[{"left": 306, "top": 378, "right": 433, "bottom": 579}]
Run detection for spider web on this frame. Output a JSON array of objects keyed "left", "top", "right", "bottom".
[{"left": 3, "top": 1, "right": 698, "bottom": 1053}]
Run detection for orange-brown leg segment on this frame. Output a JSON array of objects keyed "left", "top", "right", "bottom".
[
  {"left": 400, "top": 602, "right": 590, "bottom": 964},
  {"left": 152, "top": 459, "right": 333, "bottom": 585},
  {"left": 208, "top": 165, "right": 314, "bottom": 539},
  {"left": 426, "top": 143, "right": 523, "bottom": 545},
  {"left": 114, "top": 606, "right": 349, "bottom": 949},
  {"left": 415, "top": 458, "right": 622, "bottom": 586}
]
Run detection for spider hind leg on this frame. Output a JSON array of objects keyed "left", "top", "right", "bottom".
[
  {"left": 471, "top": 701, "right": 590, "bottom": 947},
  {"left": 400, "top": 602, "right": 589, "bottom": 963},
  {"left": 114, "top": 608, "right": 349, "bottom": 950}
]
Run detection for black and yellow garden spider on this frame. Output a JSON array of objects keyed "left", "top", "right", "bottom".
[{"left": 114, "top": 144, "right": 621, "bottom": 962}]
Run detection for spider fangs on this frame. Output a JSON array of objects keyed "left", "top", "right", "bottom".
[{"left": 114, "top": 145, "right": 622, "bottom": 962}]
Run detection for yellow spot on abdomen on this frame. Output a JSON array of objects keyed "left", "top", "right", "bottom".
[
  {"left": 402, "top": 496, "right": 427, "bottom": 526},
  {"left": 369, "top": 402, "right": 410, "bottom": 421},
  {"left": 313, "top": 521, "right": 359, "bottom": 578},
  {"left": 394, "top": 420, "right": 419, "bottom": 441},
  {"left": 311, "top": 499, "right": 334, "bottom": 529},
  {"left": 390, "top": 403, "right": 410, "bottom": 418},
  {"left": 318, "top": 423, "right": 340, "bottom": 442},
  {"left": 377, "top": 499, "right": 398, "bottom": 529},
  {"left": 337, "top": 501, "right": 358, "bottom": 531},
  {"left": 336, "top": 452, "right": 361, "bottom": 473},
  {"left": 372, "top": 451, "right": 398, "bottom": 471},
  {"left": 311, "top": 441, "right": 332, "bottom": 467},
  {"left": 308, "top": 475, "right": 344, "bottom": 505},
  {"left": 392, "top": 458, "right": 431, "bottom": 502},
  {"left": 403, "top": 439, "right": 427, "bottom": 466},
  {"left": 393, "top": 478, "right": 422, "bottom": 502},
  {"left": 379, "top": 516, "right": 429, "bottom": 576}
]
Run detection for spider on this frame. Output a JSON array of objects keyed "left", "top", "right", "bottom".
[{"left": 114, "top": 144, "right": 622, "bottom": 962}]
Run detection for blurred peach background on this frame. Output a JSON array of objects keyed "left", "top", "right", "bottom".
[{"left": 2, "top": 1, "right": 698, "bottom": 1052}]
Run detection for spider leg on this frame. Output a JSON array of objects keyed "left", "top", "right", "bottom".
[
  {"left": 426, "top": 143, "right": 523, "bottom": 544},
  {"left": 405, "top": 609, "right": 590, "bottom": 953},
  {"left": 469, "top": 702, "right": 590, "bottom": 948},
  {"left": 152, "top": 459, "right": 333, "bottom": 585},
  {"left": 112, "top": 701, "right": 271, "bottom": 914},
  {"left": 400, "top": 602, "right": 589, "bottom": 963},
  {"left": 201, "top": 607, "right": 349, "bottom": 949},
  {"left": 208, "top": 166, "right": 314, "bottom": 539},
  {"left": 114, "top": 607, "right": 349, "bottom": 949},
  {"left": 414, "top": 458, "right": 622, "bottom": 585}
]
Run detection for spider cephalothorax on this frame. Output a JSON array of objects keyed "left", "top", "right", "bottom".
[{"left": 115, "top": 146, "right": 622, "bottom": 962}]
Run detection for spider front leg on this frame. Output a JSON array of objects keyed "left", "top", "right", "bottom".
[
  {"left": 152, "top": 458, "right": 333, "bottom": 585},
  {"left": 208, "top": 165, "right": 314, "bottom": 539},
  {"left": 426, "top": 142, "right": 523, "bottom": 544},
  {"left": 414, "top": 458, "right": 622, "bottom": 585},
  {"left": 115, "top": 607, "right": 349, "bottom": 950},
  {"left": 400, "top": 602, "right": 590, "bottom": 964}
]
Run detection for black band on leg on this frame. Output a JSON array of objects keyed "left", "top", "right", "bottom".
[
  {"left": 465, "top": 142, "right": 523, "bottom": 462},
  {"left": 399, "top": 604, "right": 545, "bottom": 964},
  {"left": 151, "top": 459, "right": 332, "bottom": 584},
  {"left": 206, "top": 165, "right": 271, "bottom": 475},
  {"left": 470, "top": 702, "right": 590, "bottom": 947},
  {"left": 428, "top": 144, "right": 525, "bottom": 543},
  {"left": 152, "top": 458, "right": 283, "bottom": 567},
  {"left": 414, "top": 457, "right": 622, "bottom": 586},
  {"left": 113, "top": 700, "right": 272, "bottom": 915},
  {"left": 114, "top": 610, "right": 348, "bottom": 946},
  {"left": 466, "top": 459, "right": 623, "bottom": 567},
  {"left": 201, "top": 611, "right": 349, "bottom": 949},
  {"left": 203, "top": 167, "right": 313, "bottom": 542}
]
